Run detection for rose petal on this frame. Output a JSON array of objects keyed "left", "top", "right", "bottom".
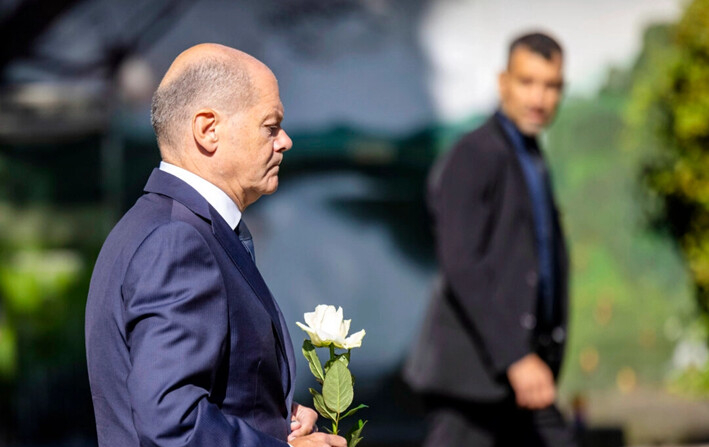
[
  {"left": 342, "top": 319, "right": 351, "bottom": 339},
  {"left": 342, "top": 329, "right": 366, "bottom": 349},
  {"left": 320, "top": 306, "right": 342, "bottom": 337},
  {"left": 302, "top": 311, "right": 316, "bottom": 329},
  {"left": 313, "top": 305, "right": 329, "bottom": 327},
  {"left": 296, "top": 322, "right": 327, "bottom": 347}
]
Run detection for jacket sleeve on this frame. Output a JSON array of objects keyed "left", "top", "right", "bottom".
[
  {"left": 431, "top": 137, "right": 532, "bottom": 374},
  {"left": 122, "top": 221, "right": 288, "bottom": 447}
]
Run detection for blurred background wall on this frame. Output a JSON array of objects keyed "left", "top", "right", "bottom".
[{"left": 1, "top": 0, "right": 708, "bottom": 446}]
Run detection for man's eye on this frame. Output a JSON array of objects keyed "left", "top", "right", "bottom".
[{"left": 547, "top": 82, "right": 563, "bottom": 92}]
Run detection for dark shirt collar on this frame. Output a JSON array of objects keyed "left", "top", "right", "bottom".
[{"left": 495, "top": 109, "right": 538, "bottom": 153}]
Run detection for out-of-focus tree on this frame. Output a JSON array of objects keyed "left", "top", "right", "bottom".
[{"left": 625, "top": 0, "right": 709, "bottom": 394}]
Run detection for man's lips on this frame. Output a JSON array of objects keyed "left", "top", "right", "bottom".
[{"left": 525, "top": 112, "right": 547, "bottom": 124}]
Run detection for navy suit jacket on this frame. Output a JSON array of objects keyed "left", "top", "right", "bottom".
[{"left": 85, "top": 169, "right": 296, "bottom": 447}]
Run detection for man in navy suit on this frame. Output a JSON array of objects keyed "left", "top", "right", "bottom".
[{"left": 85, "top": 43, "right": 346, "bottom": 447}]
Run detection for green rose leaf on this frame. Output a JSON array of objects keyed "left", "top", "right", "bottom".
[
  {"left": 302, "top": 339, "right": 325, "bottom": 383},
  {"left": 309, "top": 388, "right": 336, "bottom": 421},
  {"left": 323, "top": 358, "right": 353, "bottom": 413},
  {"left": 340, "top": 403, "right": 368, "bottom": 420},
  {"left": 324, "top": 352, "right": 349, "bottom": 374},
  {"left": 345, "top": 419, "right": 367, "bottom": 447}
]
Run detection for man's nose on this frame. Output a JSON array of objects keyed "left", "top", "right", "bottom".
[
  {"left": 529, "top": 84, "right": 546, "bottom": 107},
  {"left": 275, "top": 129, "right": 293, "bottom": 152}
]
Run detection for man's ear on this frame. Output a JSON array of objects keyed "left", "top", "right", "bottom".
[
  {"left": 193, "top": 108, "right": 219, "bottom": 154},
  {"left": 498, "top": 71, "right": 508, "bottom": 98}
]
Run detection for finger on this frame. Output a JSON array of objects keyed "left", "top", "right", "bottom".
[
  {"left": 531, "top": 374, "right": 552, "bottom": 406},
  {"left": 525, "top": 391, "right": 540, "bottom": 409},
  {"left": 288, "top": 426, "right": 309, "bottom": 440},
  {"left": 327, "top": 434, "right": 348, "bottom": 447},
  {"left": 511, "top": 379, "right": 525, "bottom": 407},
  {"left": 525, "top": 380, "right": 545, "bottom": 409},
  {"left": 540, "top": 383, "right": 556, "bottom": 408},
  {"left": 516, "top": 388, "right": 530, "bottom": 408},
  {"left": 301, "top": 409, "right": 318, "bottom": 426},
  {"left": 535, "top": 384, "right": 555, "bottom": 409},
  {"left": 533, "top": 380, "right": 550, "bottom": 409},
  {"left": 528, "top": 392, "right": 543, "bottom": 409}
]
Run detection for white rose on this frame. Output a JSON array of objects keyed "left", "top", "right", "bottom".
[{"left": 296, "top": 305, "right": 366, "bottom": 349}]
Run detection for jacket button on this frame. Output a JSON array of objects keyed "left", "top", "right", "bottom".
[
  {"left": 552, "top": 327, "right": 565, "bottom": 343},
  {"left": 520, "top": 313, "right": 536, "bottom": 330},
  {"left": 526, "top": 270, "right": 538, "bottom": 287}
]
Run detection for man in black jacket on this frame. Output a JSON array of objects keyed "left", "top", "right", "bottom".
[{"left": 405, "top": 32, "right": 577, "bottom": 446}]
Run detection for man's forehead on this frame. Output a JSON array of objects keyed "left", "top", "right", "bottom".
[
  {"left": 252, "top": 97, "right": 284, "bottom": 119},
  {"left": 265, "top": 104, "right": 284, "bottom": 119}
]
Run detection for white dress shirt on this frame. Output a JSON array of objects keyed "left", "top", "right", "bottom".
[{"left": 159, "top": 161, "right": 241, "bottom": 230}]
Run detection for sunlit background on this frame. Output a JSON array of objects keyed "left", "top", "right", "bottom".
[{"left": 1, "top": 0, "right": 708, "bottom": 446}]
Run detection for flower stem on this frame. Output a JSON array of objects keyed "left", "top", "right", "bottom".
[{"left": 329, "top": 345, "right": 339, "bottom": 435}]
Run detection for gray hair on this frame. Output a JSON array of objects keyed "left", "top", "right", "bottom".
[{"left": 150, "top": 56, "right": 255, "bottom": 153}]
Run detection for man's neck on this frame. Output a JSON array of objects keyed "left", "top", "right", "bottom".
[{"left": 159, "top": 161, "right": 243, "bottom": 230}]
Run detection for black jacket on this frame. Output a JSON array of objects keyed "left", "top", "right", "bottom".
[{"left": 404, "top": 115, "right": 569, "bottom": 401}]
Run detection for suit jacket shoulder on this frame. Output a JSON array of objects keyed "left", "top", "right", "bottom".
[{"left": 427, "top": 117, "right": 514, "bottom": 218}]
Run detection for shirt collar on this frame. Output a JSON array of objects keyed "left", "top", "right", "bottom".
[
  {"left": 495, "top": 110, "right": 527, "bottom": 149},
  {"left": 159, "top": 161, "right": 242, "bottom": 230},
  {"left": 495, "top": 109, "right": 537, "bottom": 156}
]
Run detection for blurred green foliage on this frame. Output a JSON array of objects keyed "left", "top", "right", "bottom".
[
  {"left": 0, "top": 203, "right": 108, "bottom": 442},
  {"left": 624, "top": 0, "right": 709, "bottom": 395},
  {"left": 547, "top": 93, "right": 694, "bottom": 396},
  {"left": 0, "top": 142, "right": 112, "bottom": 440}
]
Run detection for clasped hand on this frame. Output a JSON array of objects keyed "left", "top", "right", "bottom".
[
  {"left": 507, "top": 353, "right": 556, "bottom": 410},
  {"left": 288, "top": 402, "right": 346, "bottom": 447}
]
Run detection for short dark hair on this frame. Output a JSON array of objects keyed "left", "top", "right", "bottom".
[{"left": 508, "top": 32, "right": 563, "bottom": 63}]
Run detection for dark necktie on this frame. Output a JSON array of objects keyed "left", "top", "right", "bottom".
[{"left": 236, "top": 219, "right": 255, "bottom": 263}]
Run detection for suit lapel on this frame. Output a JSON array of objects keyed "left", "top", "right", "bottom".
[
  {"left": 489, "top": 118, "right": 536, "bottom": 222},
  {"left": 144, "top": 168, "right": 291, "bottom": 394},
  {"left": 209, "top": 206, "right": 290, "bottom": 388}
]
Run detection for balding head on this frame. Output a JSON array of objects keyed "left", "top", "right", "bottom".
[{"left": 150, "top": 44, "right": 266, "bottom": 159}]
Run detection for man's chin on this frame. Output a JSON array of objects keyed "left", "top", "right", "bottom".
[
  {"left": 262, "top": 178, "right": 279, "bottom": 196},
  {"left": 519, "top": 122, "right": 544, "bottom": 136}
]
